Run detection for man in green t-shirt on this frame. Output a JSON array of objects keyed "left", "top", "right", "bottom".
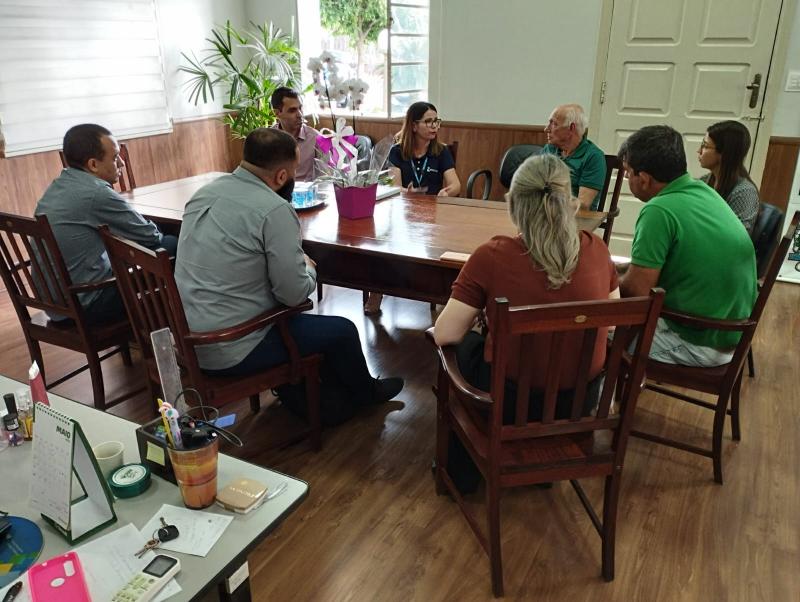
[
  {"left": 617, "top": 125, "right": 757, "bottom": 367},
  {"left": 542, "top": 103, "right": 607, "bottom": 210}
]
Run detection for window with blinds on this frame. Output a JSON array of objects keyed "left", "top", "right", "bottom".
[{"left": 0, "top": 0, "right": 172, "bottom": 158}]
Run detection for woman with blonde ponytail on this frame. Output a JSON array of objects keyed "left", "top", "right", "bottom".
[{"left": 433, "top": 153, "right": 620, "bottom": 493}]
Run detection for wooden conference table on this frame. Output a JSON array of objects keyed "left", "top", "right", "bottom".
[
  {"left": 0, "top": 375, "right": 307, "bottom": 602},
  {"left": 124, "top": 173, "right": 610, "bottom": 304}
]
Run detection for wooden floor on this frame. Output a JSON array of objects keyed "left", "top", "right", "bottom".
[{"left": 1, "top": 283, "right": 798, "bottom": 601}]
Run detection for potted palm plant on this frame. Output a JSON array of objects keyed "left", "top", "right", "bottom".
[{"left": 179, "top": 20, "right": 303, "bottom": 144}]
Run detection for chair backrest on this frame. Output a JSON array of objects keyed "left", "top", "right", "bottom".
[
  {"left": 597, "top": 154, "right": 624, "bottom": 212},
  {"left": 99, "top": 226, "right": 198, "bottom": 372},
  {"left": 355, "top": 135, "right": 373, "bottom": 171},
  {"left": 749, "top": 210, "right": 798, "bottom": 325},
  {"left": 0, "top": 212, "right": 84, "bottom": 324},
  {"left": 58, "top": 142, "right": 136, "bottom": 192},
  {"left": 750, "top": 202, "right": 785, "bottom": 279},
  {"left": 712, "top": 209, "right": 798, "bottom": 388},
  {"left": 596, "top": 155, "right": 625, "bottom": 245},
  {"left": 486, "top": 290, "right": 664, "bottom": 451},
  {"left": 499, "top": 144, "right": 542, "bottom": 189}
]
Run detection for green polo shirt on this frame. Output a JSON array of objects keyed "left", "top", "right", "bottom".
[
  {"left": 542, "top": 137, "right": 606, "bottom": 209},
  {"left": 631, "top": 173, "right": 757, "bottom": 349}
]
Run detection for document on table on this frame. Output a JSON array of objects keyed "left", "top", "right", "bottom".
[
  {"left": 140, "top": 504, "right": 233, "bottom": 557},
  {"left": 0, "top": 523, "right": 180, "bottom": 602}
]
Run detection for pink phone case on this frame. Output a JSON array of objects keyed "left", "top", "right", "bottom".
[{"left": 27, "top": 551, "right": 91, "bottom": 602}]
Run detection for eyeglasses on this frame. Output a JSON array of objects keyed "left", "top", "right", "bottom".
[
  {"left": 699, "top": 140, "right": 716, "bottom": 151},
  {"left": 416, "top": 118, "right": 443, "bottom": 128}
]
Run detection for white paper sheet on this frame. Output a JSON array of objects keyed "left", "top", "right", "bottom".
[
  {"left": 139, "top": 504, "right": 233, "bottom": 557},
  {"left": 0, "top": 523, "right": 181, "bottom": 602}
]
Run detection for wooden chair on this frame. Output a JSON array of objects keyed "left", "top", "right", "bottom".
[
  {"left": 631, "top": 210, "right": 799, "bottom": 484},
  {"left": 99, "top": 227, "right": 323, "bottom": 450},
  {"left": 746, "top": 202, "right": 785, "bottom": 377},
  {"left": 432, "top": 290, "right": 665, "bottom": 596},
  {"left": 596, "top": 155, "right": 625, "bottom": 246},
  {"left": 0, "top": 212, "right": 138, "bottom": 410},
  {"left": 59, "top": 142, "right": 137, "bottom": 192}
]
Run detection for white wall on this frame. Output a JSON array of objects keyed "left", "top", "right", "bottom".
[
  {"left": 245, "top": 0, "right": 298, "bottom": 36},
  {"left": 773, "top": 0, "right": 800, "bottom": 226},
  {"left": 156, "top": 0, "right": 247, "bottom": 121},
  {"left": 428, "top": 0, "right": 603, "bottom": 125},
  {"left": 772, "top": 1, "right": 800, "bottom": 137}
]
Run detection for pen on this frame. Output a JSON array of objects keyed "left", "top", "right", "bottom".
[
  {"left": 166, "top": 407, "right": 183, "bottom": 449},
  {"left": 2, "top": 581, "right": 22, "bottom": 602},
  {"left": 158, "top": 399, "right": 175, "bottom": 447}
]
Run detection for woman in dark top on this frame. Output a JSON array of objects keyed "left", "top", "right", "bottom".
[
  {"left": 365, "top": 102, "right": 461, "bottom": 314},
  {"left": 387, "top": 101, "right": 460, "bottom": 196},
  {"left": 698, "top": 120, "right": 760, "bottom": 231}
]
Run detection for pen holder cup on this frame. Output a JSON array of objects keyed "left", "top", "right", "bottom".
[
  {"left": 167, "top": 437, "right": 220, "bottom": 509},
  {"left": 136, "top": 417, "right": 177, "bottom": 484},
  {"left": 334, "top": 183, "right": 378, "bottom": 219}
]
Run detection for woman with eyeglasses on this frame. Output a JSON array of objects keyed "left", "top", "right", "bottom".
[
  {"left": 432, "top": 154, "right": 619, "bottom": 493},
  {"left": 387, "top": 101, "right": 460, "bottom": 197},
  {"left": 365, "top": 101, "right": 461, "bottom": 314},
  {"left": 698, "top": 120, "right": 760, "bottom": 231}
]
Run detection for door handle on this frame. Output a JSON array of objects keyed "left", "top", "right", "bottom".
[{"left": 746, "top": 74, "right": 762, "bottom": 109}]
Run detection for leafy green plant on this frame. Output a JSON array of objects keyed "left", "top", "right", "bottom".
[{"left": 179, "top": 21, "right": 303, "bottom": 138}]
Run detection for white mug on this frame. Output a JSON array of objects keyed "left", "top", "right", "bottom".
[{"left": 92, "top": 440, "right": 124, "bottom": 478}]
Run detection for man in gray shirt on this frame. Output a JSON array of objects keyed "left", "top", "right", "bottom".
[
  {"left": 35, "top": 123, "right": 176, "bottom": 323},
  {"left": 175, "top": 128, "right": 403, "bottom": 421}
]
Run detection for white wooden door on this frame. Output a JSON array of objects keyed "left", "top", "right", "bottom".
[{"left": 596, "top": 0, "right": 784, "bottom": 256}]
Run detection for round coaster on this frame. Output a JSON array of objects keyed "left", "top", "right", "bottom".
[
  {"left": 0, "top": 516, "right": 44, "bottom": 588},
  {"left": 109, "top": 463, "right": 151, "bottom": 498}
]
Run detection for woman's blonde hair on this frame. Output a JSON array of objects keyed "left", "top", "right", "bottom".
[{"left": 507, "top": 154, "right": 580, "bottom": 288}]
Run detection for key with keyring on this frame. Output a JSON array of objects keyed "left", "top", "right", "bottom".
[
  {"left": 157, "top": 517, "right": 179, "bottom": 543},
  {"left": 135, "top": 538, "right": 161, "bottom": 558},
  {"left": 135, "top": 518, "right": 179, "bottom": 558}
]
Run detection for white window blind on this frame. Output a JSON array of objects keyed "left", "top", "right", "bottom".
[{"left": 0, "top": 0, "right": 172, "bottom": 157}]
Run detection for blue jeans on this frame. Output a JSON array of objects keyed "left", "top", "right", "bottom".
[
  {"left": 158, "top": 234, "right": 178, "bottom": 257},
  {"left": 647, "top": 318, "right": 735, "bottom": 367},
  {"left": 207, "top": 314, "right": 376, "bottom": 406}
]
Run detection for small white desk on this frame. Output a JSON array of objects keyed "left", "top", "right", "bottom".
[{"left": 0, "top": 375, "right": 308, "bottom": 601}]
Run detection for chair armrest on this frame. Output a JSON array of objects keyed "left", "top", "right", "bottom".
[
  {"left": 68, "top": 276, "right": 117, "bottom": 293},
  {"left": 466, "top": 169, "right": 492, "bottom": 200},
  {"left": 185, "top": 299, "right": 313, "bottom": 345},
  {"left": 660, "top": 308, "right": 756, "bottom": 332},
  {"left": 436, "top": 343, "right": 493, "bottom": 407}
]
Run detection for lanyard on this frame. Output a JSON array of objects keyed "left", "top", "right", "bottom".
[{"left": 411, "top": 155, "right": 429, "bottom": 189}]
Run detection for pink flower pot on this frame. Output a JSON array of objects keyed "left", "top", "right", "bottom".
[{"left": 334, "top": 183, "right": 378, "bottom": 219}]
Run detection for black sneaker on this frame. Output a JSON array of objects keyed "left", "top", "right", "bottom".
[{"left": 368, "top": 377, "right": 404, "bottom": 404}]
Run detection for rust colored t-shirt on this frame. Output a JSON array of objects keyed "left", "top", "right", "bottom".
[{"left": 451, "top": 231, "right": 618, "bottom": 389}]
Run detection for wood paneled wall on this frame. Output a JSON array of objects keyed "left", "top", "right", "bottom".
[
  {"left": 0, "top": 118, "right": 234, "bottom": 219},
  {"left": 1, "top": 116, "right": 798, "bottom": 215},
  {"left": 317, "top": 116, "right": 548, "bottom": 201},
  {"left": 760, "top": 136, "right": 800, "bottom": 214}
]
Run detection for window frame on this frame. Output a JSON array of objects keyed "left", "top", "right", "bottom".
[{"left": 387, "top": 0, "right": 430, "bottom": 117}]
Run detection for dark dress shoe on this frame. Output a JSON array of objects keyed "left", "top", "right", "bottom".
[{"left": 368, "top": 377, "right": 404, "bottom": 404}]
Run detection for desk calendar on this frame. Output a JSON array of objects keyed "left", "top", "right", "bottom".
[{"left": 29, "top": 403, "right": 117, "bottom": 544}]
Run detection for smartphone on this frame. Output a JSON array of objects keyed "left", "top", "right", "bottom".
[{"left": 28, "top": 551, "right": 91, "bottom": 602}]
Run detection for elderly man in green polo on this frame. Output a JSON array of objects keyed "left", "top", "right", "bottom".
[{"left": 542, "top": 103, "right": 607, "bottom": 210}]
